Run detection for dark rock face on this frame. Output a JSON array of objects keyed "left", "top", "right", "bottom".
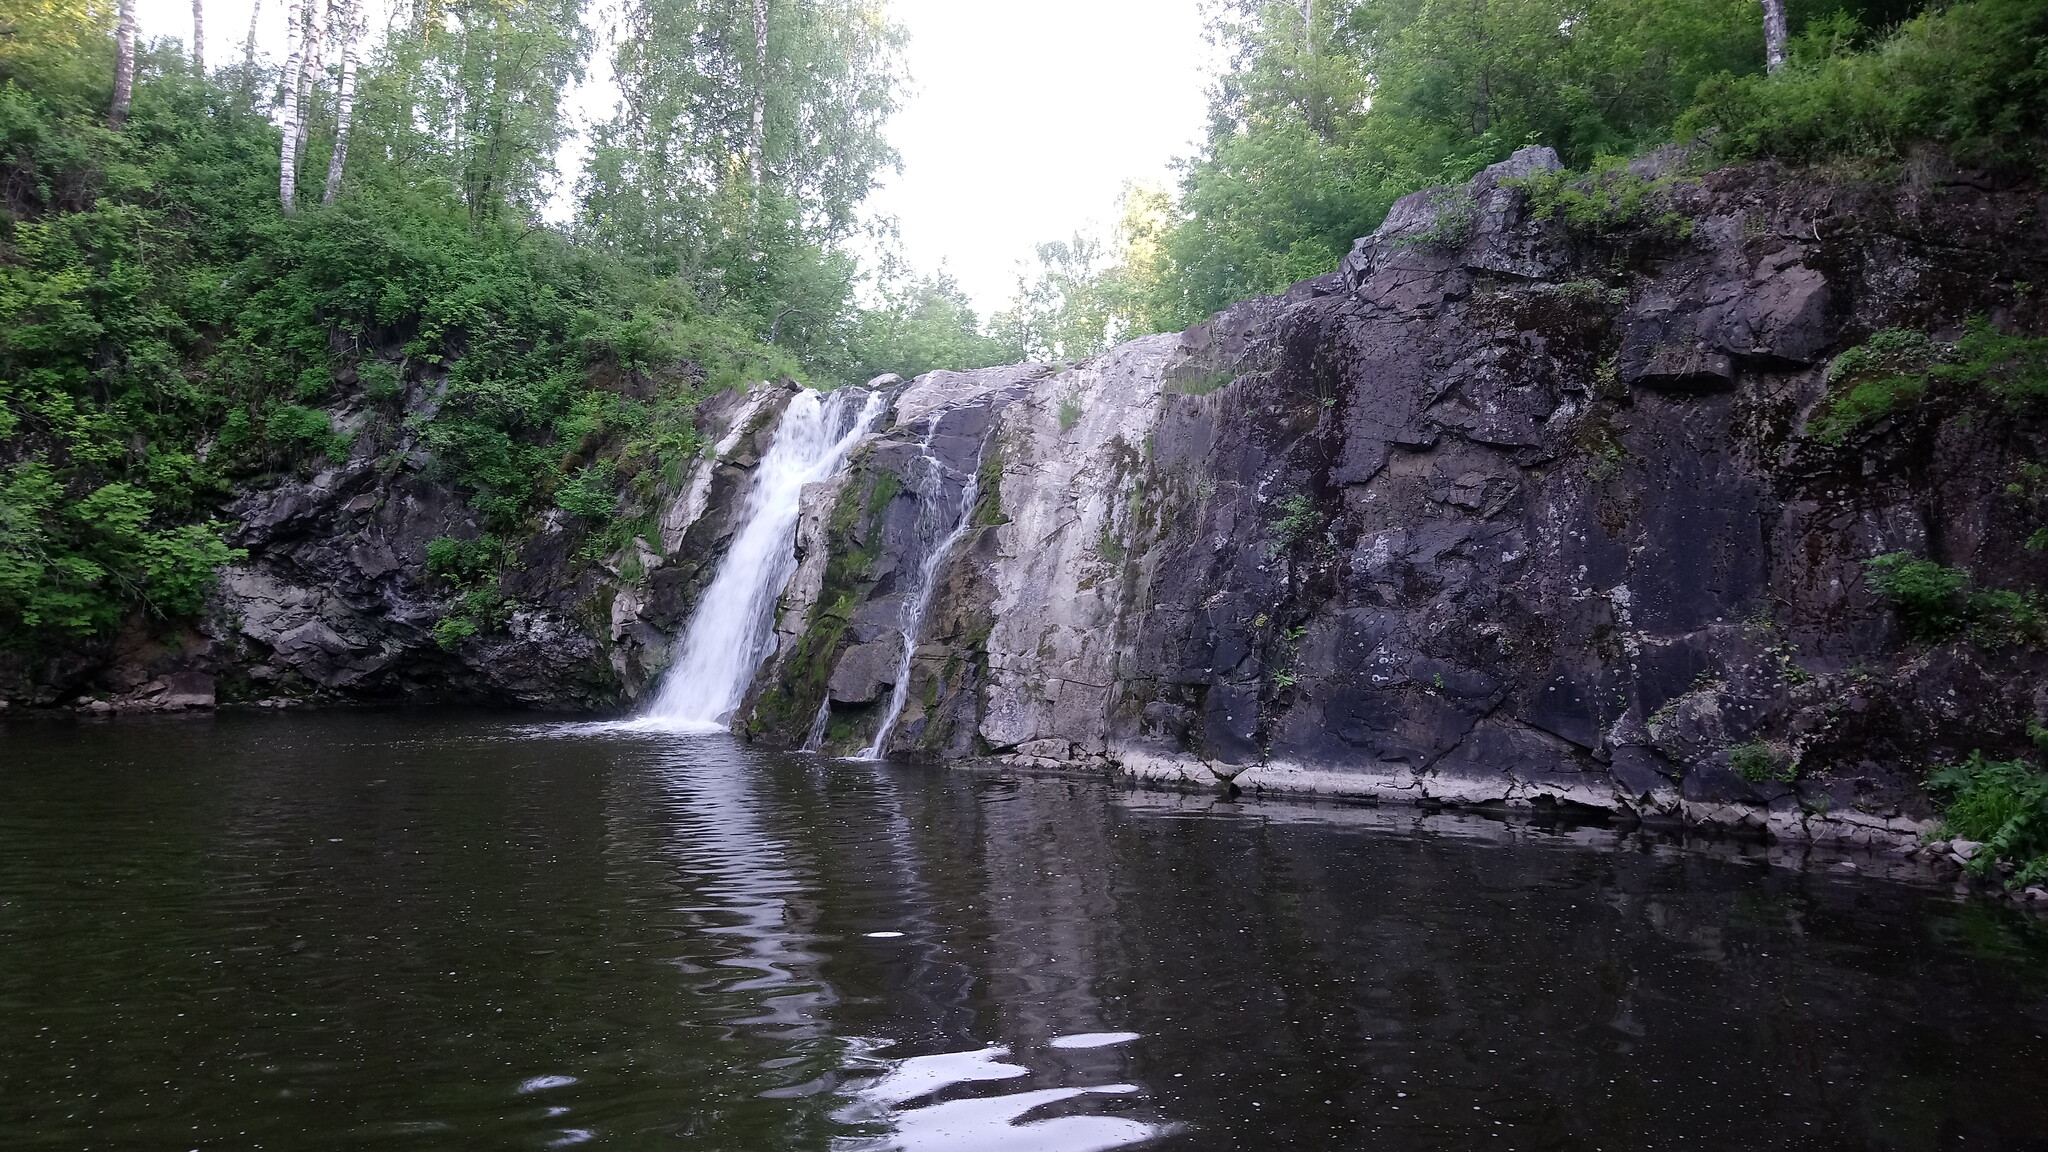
[
  {"left": 737, "top": 151, "right": 2048, "bottom": 845},
  {"left": 4, "top": 370, "right": 792, "bottom": 712}
]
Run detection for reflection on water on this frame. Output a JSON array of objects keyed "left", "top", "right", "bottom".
[
  {"left": 834, "top": 1036, "right": 1164, "bottom": 1152},
  {"left": 3, "top": 711, "right": 2048, "bottom": 1151}
]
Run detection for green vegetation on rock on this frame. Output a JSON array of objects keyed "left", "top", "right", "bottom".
[
  {"left": 1811, "top": 322, "right": 2048, "bottom": 445},
  {"left": 0, "top": 0, "right": 1007, "bottom": 655},
  {"left": 1009, "top": 0, "right": 2040, "bottom": 339},
  {"left": 1864, "top": 553, "right": 2047, "bottom": 647},
  {"left": 1929, "top": 752, "right": 2048, "bottom": 888}
]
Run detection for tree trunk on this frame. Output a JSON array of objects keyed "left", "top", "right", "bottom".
[
  {"left": 1762, "top": 0, "right": 1789, "bottom": 73},
  {"left": 294, "top": 0, "right": 328, "bottom": 161},
  {"left": 242, "top": 0, "right": 262, "bottom": 89},
  {"left": 110, "top": 0, "right": 137, "bottom": 128},
  {"left": 323, "top": 0, "right": 359, "bottom": 205},
  {"left": 278, "top": 0, "right": 313, "bottom": 212},
  {"left": 192, "top": 0, "right": 205, "bottom": 73},
  {"left": 749, "top": 0, "right": 768, "bottom": 196}
]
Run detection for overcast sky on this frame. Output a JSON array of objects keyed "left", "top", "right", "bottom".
[{"left": 133, "top": 0, "right": 1213, "bottom": 316}]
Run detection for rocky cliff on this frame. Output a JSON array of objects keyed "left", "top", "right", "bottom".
[
  {"left": 17, "top": 149, "right": 2047, "bottom": 847},
  {"left": 745, "top": 147, "right": 2048, "bottom": 845}
]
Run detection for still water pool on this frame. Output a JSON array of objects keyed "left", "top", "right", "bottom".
[{"left": 3, "top": 712, "right": 2047, "bottom": 1150}]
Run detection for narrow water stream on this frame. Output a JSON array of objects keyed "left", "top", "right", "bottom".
[
  {"left": 858, "top": 417, "right": 990, "bottom": 760},
  {"left": 4, "top": 712, "right": 2047, "bottom": 1150}
]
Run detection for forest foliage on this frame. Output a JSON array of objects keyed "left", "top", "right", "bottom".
[
  {"left": 1014, "top": 0, "right": 2047, "bottom": 345},
  {"left": 3, "top": 0, "right": 2047, "bottom": 650},
  {"left": 0, "top": 0, "right": 1002, "bottom": 651}
]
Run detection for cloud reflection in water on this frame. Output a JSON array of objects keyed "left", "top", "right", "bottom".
[{"left": 833, "top": 1035, "right": 1167, "bottom": 1152}]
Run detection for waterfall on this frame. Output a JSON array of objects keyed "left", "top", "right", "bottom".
[
  {"left": 856, "top": 422, "right": 990, "bottom": 760},
  {"left": 644, "top": 387, "right": 885, "bottom": 730}
]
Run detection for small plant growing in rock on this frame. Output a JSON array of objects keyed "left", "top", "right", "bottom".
[
  {"left": 1166, "top": 368, "right": 1234, "bottom": 397},
  {"left": 1059, "top": 396, "right": 1083, "bottom": 431},
  {"left": 1394, "top": 189, "right": 1479, "bottom": 250},
  {"left": 555, "top": 460, "right": 619, "bottom": 521},
  {"left": 1588, "top": 442, "right": 1625, "bottom": 482},
  {"left": 361, "top": 362, "right": 405, "bottom": 403},
  {"left": 1863, "top": 553, "right": 1969, "bottom": 637},
  {"left": 1266, "top": 494, "right": 1322, "bottom": 557},
  {"left": 1811, "top": 322, "right": 2048, "bottom": 445},
  {"left": 1731, "top": 741, "right": 1797, "bottom": 783},
  {"left": 1809, "top": 329, "right": 1943, "bottom": 444},
  {"left": 1509, "top": 166, "right": 1693, "bottom": 239},
  {"left": 426, "top": 535, "right": 506, "bottom": 583}
]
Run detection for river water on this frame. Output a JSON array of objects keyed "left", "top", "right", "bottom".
[{"left": 4, "top": 712, "right": 2047, "bottom": 1151}]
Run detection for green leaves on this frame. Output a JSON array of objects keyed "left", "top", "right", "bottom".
[
  {"left": 1679, "top": 0, "right": 2048, "bottom": 168},
  {"left": 1928, "top": 752, "right": 2048, "bottom": 888},
  {"left": 554, "top": 460, "right": 618, "bottom": 521},
  {"left": 1863, "top": 553, "right": 2047, "bottom": 647},
  {"left": 1808, "top": 322, "right": 2048, "bottom": 445},
  {"left": 0, "top": 464, "right": 242, "bottom": 640}
]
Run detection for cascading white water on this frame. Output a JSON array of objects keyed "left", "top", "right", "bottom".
[
  {"left": 644, "top": 388, "right": 885, "bottom": 730},
  {"left": 856, "top": 421, "right": 990, "bottom": 760}
]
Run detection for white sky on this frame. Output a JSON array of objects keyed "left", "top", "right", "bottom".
[{"left": 133, "top": 0, "right": 1214, "bottom": 317}]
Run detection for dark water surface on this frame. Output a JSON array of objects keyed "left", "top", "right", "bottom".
[{"left": 4, "top": 712, "right": 2048, "bottom": 1151}]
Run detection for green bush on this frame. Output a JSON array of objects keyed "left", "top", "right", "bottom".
[
  {"left": 1863, "top": 553, "right": 1971, "bottom": 637},
  {"left": 1863, "top": 552, "right": 2047, "bottom": 646},
  {"left": 1679, "top": 0, "right": 2048, "bottom": 168},
  {"left": 1928, "top": 752, "right": 2048, "bottom": 888},
  {"left": 424, "top": 535, "right": 505, "bottom": 583},
  {"left": 554, "top": 461, "right": 619, "bottom": 521},
  {"left": 430, "top": 584, "right": 511, "bottom": 651},
  {"left": 1510, "top": 165, "right": 1695, "bottom": 239},
  {"left": 1810, "top": 323, "right": 2048, "bottom": 444},
  {"left": 265, "top": 404, "right": 353, "bottom": 464},
  {"left": 0, "top": 464, "right": 243, "bottom": 636},
  {"left": 1731, "top": 741, "right": 1797, "bottom": 783}
]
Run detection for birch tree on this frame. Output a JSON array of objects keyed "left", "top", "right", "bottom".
[
  {"left": 323, "top": 0, "right": 361, "bottom": 205},
  {"left": 109, "top": 0, "right": 136, "bottom": 127},
  {"left": 243, "top": 0, "right": 262, "bottom": 78},
  {"left": 277, "top": 0, "right": 317, "bottom": 212},
  {"left": 192, "top": 0, "right": 204, "bottom": 72},
  {"left": 293, "top": 0, "right": 328, "bottom": 161},
  {"left": 749, "top": 0, "right": 767, "bottom": 197},
  {"left": 582, "top": 0, "right": 902, "bottom": 313},
  {"left": 1761, "top": 0, "right": 1788, "bottom": 72}
]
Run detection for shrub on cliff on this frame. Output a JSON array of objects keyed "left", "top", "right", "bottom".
[
  {"left": 1679, "top": 0, "right": 2048, "bottom": 168},
  {"left": 1811, "top": 322, "right": 2048, "bottom": 445},
  {"left": 1864, "top": 554, "right": 2048, "bottom": 646}
]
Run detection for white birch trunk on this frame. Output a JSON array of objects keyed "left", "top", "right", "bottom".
[
  {"left": 295, "top": 0, "right": 329, "bottom": 161},
  {"left": 323, "top": 0, "right": 360, "bottom": 205},
  {"left": 1762, "top": 0, "right": 1789, "bottom": 73},
  {"left": 110, "top": 0, "right": 137, "bottom": 128},
  {"left": 278, "top": 0, "right": 313, "bottom": 212},
  {"left": 749, "top": 0, "right": 768, "bottom": 196},
  {"left": 192, "top": 0, "right": 205, "bottom": 73}
]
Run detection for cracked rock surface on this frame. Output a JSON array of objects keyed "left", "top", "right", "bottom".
[{"left": 743, "top": 151, "right": 2048, "bottom": 846}]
